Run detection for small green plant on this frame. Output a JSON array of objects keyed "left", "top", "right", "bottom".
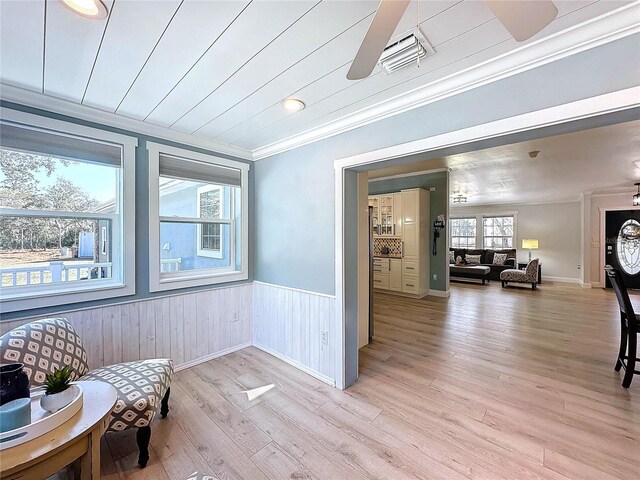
[{"left": 44, "top": 365, "right": 74, "bottom": 395}]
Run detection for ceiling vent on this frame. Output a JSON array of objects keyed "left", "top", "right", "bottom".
[{"left": 378, "top": 32, "right": 435, "bottom": 74}]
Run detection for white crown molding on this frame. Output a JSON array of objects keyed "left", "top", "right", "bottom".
[
  {"left": 253, "top": 2, "right": 640, "bottom": 160},
  {"left": 0, "top": 84, "right": 253, "bottom": 161}
]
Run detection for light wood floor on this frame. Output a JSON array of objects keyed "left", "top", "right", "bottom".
[{"left": 73, "top": 283, "right": 640, "bottom": 479}]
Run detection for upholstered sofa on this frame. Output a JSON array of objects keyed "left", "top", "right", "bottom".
[{"left": 450, "top": 248, "right": 517, "bottom": 281}]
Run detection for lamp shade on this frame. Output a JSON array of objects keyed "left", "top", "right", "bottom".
[{"left": 522, "top": 239, "right": 539, "bottom": 249}]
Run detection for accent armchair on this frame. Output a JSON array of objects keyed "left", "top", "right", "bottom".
[
  {"left": 500, "top": 258, "right": 539, "bottom": 290},
  {"left": 0, "top": 317, "right": 173, "bottom": 468}
]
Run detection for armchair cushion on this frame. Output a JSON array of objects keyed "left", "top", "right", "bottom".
[
  {"left": 0, "top": 317, "right": 89, "bottom": 386},
  {"left": 82, "top": 358, "right": 173, "bottom": 431}
]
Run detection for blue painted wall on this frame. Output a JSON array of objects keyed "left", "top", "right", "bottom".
[
  {"left": 253, "top": 34, "right": 640, "bottom": 296},
  {"left": 368, "top": 171, "right": 449, "bottom": 291},
  {"left": 0, "top": 102, "right": 254, "bottom": 321}
]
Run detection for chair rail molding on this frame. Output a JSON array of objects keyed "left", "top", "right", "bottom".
[{"left": 253, "top": 2, "right": 640, "bottom": 160}]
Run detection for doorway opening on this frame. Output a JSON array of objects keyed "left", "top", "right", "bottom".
[{"left": 335, "top": 89, "right": 640, "bottom": 389}]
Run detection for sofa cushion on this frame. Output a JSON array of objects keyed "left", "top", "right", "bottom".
[
  {"left": 485, "top": 249, "right": 516, "bottom": 264},
  {"left": 449, "top": 250, "right": 455, "bottom": 264},
  {"left": 465, "top": 254, "right": 481, "bottom": 265},
  {"left": 466, "top": 249, "right": 486, "bottom": 264},
  {"left": 493, "top": 253, "right": 508, "bottom": 265}
]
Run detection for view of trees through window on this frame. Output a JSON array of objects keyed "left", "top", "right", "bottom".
[
  {"left": 483, "top": 216, "right": 514, "bottom": 248},
  {"left": 0, "top": 148, "right": 118, "bottom": 287},
  {"left": 450, "top": 217, "right": 477, "bottom": 248}
]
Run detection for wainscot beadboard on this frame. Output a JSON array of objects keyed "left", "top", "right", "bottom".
[
  {"left": 0, "top": 284, "right": 252, "bottom": 371},
  {"left": 252, "top": 281, "right": 336, "bottom": 386}
]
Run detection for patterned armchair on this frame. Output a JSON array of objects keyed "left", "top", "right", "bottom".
[
  {"left": 500, "top": 258, "right": 540, "bottom": 290},
  {"left": 0, "top": 317, "right": 173, "bottom": 468}
]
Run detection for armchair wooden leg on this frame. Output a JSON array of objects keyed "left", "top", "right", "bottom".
[
  {"left": 137, "top": 426, "right": 151, "bottom": 468},
  {"left": 616, "top": 312, "right": 627, "bottom": 372},
  {"left": 501, "top": 281, "right": 506, "bottom": 288},
  {"left": 532, "top": 283, "right": 537, "bottom": 290},
  {"left": 622, "top": 330, "right": 636, "bottom": 388},
  {"left": 160, "top": 387, "right": 170, "bottom": 419}
]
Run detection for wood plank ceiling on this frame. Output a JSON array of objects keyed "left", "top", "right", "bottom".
[{"left": 0, "top": 0, "right": 630, "bottom": 153}]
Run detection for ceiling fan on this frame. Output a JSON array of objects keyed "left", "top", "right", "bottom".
[{"left": 347, "top": 0, "right": 558, "bottom": 80}]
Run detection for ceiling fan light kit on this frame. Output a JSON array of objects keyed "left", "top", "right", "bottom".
[{"left": 379, "top": 33, "right": 434, "bottom": 74}]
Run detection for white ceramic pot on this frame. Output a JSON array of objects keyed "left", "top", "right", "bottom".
[{"left": 40, "top": 385, "right": 77, "bottom": 413}]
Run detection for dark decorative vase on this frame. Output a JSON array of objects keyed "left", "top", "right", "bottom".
[{"left": 0, "top": 363, "right": 30, "bottom": 406}]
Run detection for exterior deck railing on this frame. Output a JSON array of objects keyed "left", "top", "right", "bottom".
[{"left": 0, "top": 261, "right": 113, "bottom": 287}]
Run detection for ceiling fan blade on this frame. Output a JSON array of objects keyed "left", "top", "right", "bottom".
[
  {"left": 347, "top": 0, "right": 411, "bottom": 80},
  {"left": 485, "top": 0, "right": 558, "bottom": 42}
]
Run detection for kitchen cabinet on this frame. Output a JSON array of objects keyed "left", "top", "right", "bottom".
[
  {"left": 369, "top": 194, "right": 400, "bottom": 236},
  {"left": 372, "top": 188, "right": 430, "bottom": 298},
  {"left": 389, "top": 258, "right": 402, "bottom": 291},
  {"left": 400, "top": 188, "right": 429, "bottom": 296}
]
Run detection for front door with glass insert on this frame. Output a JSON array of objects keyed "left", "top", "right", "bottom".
[{"left": 606, "top": 210, "right": 640, "bottom": 289}]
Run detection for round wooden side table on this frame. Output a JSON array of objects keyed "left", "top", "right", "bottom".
[{"left": 0, "top": 380, "right": 117, "bottom": 480}]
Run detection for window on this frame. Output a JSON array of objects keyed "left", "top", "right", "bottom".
[
  {"left": 450, "top": 217, "right": 477, "bottom": 248},
  {"left": 483, "top": 215, "right": 514, "bottom": 248},
  {"left": 0, "top": 108, "right": 136, "bottom": 313},
  {"left": 196, "top": 185, "right": 223, "bottom": 258},
  {"left": 148, "top": 142, "right": 249, "bottom": 292}
]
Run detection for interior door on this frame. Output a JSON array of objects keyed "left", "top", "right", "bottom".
[{"left": 605, "top": 209, "right": 640, "bottom": 289}]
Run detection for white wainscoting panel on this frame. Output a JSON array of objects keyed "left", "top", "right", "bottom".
[
  {"left": 252, "top": 281, "right": 335, "bottom": 385},
  {"left": 0, "top": 284, "right": 252, "bottom": 371}
]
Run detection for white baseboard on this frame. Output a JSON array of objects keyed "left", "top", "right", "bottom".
[
  {"left": 429, "top": 289, "right": 450, "bottom": 298},
  {"left": 253, "top": 342, "right": 335, "bottom": 387},
  {"left": 543, "top": 276, "right": 582, "bottom": 284},
  {"left": 175, "top": 341, "right": 252, "bottom": 372}
]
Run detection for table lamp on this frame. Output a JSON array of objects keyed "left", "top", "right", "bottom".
[{"left": 522, "top": 239, "right": 539, "bottom": 262}]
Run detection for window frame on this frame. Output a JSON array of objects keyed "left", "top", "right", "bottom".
[
  {"left": 147, "top": 142, "right": 249, "bottom": 292},
  {"left": 0, "top": 107, "right": 137, "bottom": 313},
  {"left": 449, "top": 216, "right": 477, "bottom": 249},
  {"left": 482, "top": 214, "right": 515, "bottom": 249},
  {"left": 196, "top": 184, "right": 224, "bottom": 259}
]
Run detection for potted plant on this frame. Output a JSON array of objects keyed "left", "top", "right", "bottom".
[{"left": 40, "top": 366, "right": 76, "bottom": 413}]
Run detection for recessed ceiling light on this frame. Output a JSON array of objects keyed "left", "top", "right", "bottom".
[
  {"left": 282, "top": 98, "right": 305, "bottom": 113},
  {"left": 60, "top": 0, "right": 108, "bottom": 19}
]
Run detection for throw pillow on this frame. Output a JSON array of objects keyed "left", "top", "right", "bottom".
[
  {"left": 449, "top": 251, "right": 455, "bottom": 264},
  {"left": 465, "top": 254, "right": 481, "bottom": 265},
  {"left": 493, "top": 253, "right": 508, "bottom": 265}
]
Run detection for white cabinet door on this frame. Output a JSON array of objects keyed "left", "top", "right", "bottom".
[
  {"left": 402, "top": 222, "right": 419, "bottom": 259},
  {"left": 392, "top": 192, "right": 402, "bottom": 237},
  {"left": 389, "top": 259, "right": 402, "bottom": 291},
  {"left": 402, "top": 189, "right": 418, "bottom": 224}
]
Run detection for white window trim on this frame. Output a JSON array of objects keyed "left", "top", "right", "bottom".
[
  {"left": 0, "top": 107, "right": 137, "bottom": 313},
  {"left": 196, "top": 185, "right": 224, "bottom": 259},
  {"left": 147, "top": 142, "right": 249, "bottom": 292},
  {"left": 450, "top": 211, "right": 518, "bottom": 249},
  {"left": 449, "top": 216, "right": 477, "bottom": 249},
  {"left": 481, "top": 212, "right": 517, "bottom": 249}
]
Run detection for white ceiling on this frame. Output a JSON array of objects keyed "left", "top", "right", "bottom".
[
  {"left": 0, "top": 0, "right": 633, "bottom": 156},
  {"left": 369, "top": 119, "right": 640, "bottom": 205}
]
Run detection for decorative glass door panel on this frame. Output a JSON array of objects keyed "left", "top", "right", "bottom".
[
  {"left": 606, "top": 210, "right": 640, "bottom": 289},
  {"left": 379, "top": 195, "right": 394, "bottom": 236}
]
